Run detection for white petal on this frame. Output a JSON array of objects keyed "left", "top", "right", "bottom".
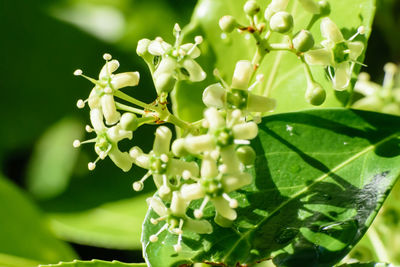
[
  {"left": 220, "top": 146, "right": 241, "bottom": 173},
  {"left": 247, "top": 94, "right": 276, "bottom": 112},
  {"left": 222, "top": 173, "right": 252, "bottom": 192},
  {"left": 111, "top": 72, "right": 140, "bottom": 89},
  {"left": 129, "top": 147, "right": 150, "bottom": 169},
  {"left": 333, "top": 62, "right": 351, "bottom": 90},
  {"left": 184, "top": 135, "right": 215, "bottom": 154},
  {"left": 321, "top": 18, "right": 344, "bottom": 43},
  {"left": 348, "top": 41, "right": 364, "bottom": 60},
  {"left": 354, "top": 80, "right": 380, "bottom": 96},
  {"left": 148, "top": 40, "right": 171, "bottom": 56},
  {"left": 147, "top": 197, "right": 168, "bottom": 217},
  {"left": 168, "top": 159, "right": 199, "bottom": 177},
  {"left": 109, "top": 147, "right": 133, "bottom": 172},
  {"left": 213, "top": 197, "right": 237, "bottom": 221},
  {"left": 202, "top": 83, "right": 225, "bottom": 108},
  {"left": 154, "top": 57, "right": 176, "bottom": 78},
  {"left": 352, "top": 96, "right": 384, "bottom": 112},
  {"left": 180, "top": 184, "right": 205, "bottom": 201},
  {"left": 170, "top": 192, "right": 189, "bottom": 217},
  {"left": 231, "top": 60, "right": 253, "bottom": 90},
  {"left": 101, "top": 94, "right": 120, "bottom": 125},
  {"left": 304, "top": 48, "right": 333, "bottom": 66},
  {"left": 204, "top": 107, "right": 225, "bottom": 130},
  {"left": 99, "top": 60, "right": 120, "bottom": 79},
  {"left": 88, "top": 88, "right": 101, "bottom": 109},
  {"left": 298, "top": 0, "right": 320, "bottom": 14},
  {"left": 153, "top": 126, "right": 172, "bottom": 155},
  {"left": 182, "top": 59, "right": 206, "bottom": 82},
  {"left": 90, "top": 108, "right": 105, "bottom": 132},
  {"left": 180, "top": 43, "right": 201, "bottom": 58},
  {"left": 232, "top": 122, "right": 258, "bottom": 140},
  {"left": 184, "top": 218, "right": 213, "bottom": 234},
  {"left": 201, "top": 156, "right": 218, "bottom": 178}
]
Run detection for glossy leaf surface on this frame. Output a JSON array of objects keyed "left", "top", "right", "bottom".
[{"left": 143, "top": 109, "right": 400, "bottom": 267}]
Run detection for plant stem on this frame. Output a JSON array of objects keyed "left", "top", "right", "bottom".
[
  {"left": 115, "top": 102, "right": 146, "bottom": 115},
  {"left": 367, "top": 225, "right": 390, "bottom": 263},
  {"left": 114, "top": 91, "right": 156, "bottom": 111}
]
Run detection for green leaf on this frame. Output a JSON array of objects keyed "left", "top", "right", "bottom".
[
  {"left": 172, "top": 0, "right": 376, "bottom": 122},
  {"left": 46, "top": 193, "right": 152, "bottom": 250},
  {"left": 348, "top": 176, "right": 400, "bottom": 265},
  {"left": 27, "top": 118, "right": 84, "bottom": 200},
  {"left": 0, "top": 253, "right": 41, "bottom": 267},
  {"left": 39, "top": 259, "right": 146, "bottom": 267},
  {"left": 142, "top": 109, "right": 400, "bottom": 267},
  {"left": 0, "top": 176, "right": 77, "bottom": 264}
]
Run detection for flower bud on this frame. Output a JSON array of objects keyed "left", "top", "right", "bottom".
[
  {"left": 269, "top": 11, "right": 294, "bottom": 34},
  {"left": 298, "top": 0, "right": 320, "bottom": 14},
  {"left": 155, "top": 73, "right": 176, "bottom": 94},
  {"left": 219, "top": 15, "right": 238, "bottom": 33},
  {"left": 236, "top": 146, "right": 256, "bottom": 166},
  {"left": 244, "top": 0, "right": 260, "bottom": 16},
  {"left": 137, "top": 38, "right": 151, "bottom": 56},
  {"left": 202, "top": 83, "right": 225, "bottom": 108},
  {"left": 318, "top": 0, "right": 331, "bottom": 16},
  {"left": 305, "top": 82, "right": 326, "bottom": 106},
  {"left": 292, "top": 30, "right": 315, "bottom": 52},
  {"left": 265, "top": 0, "right": 289, "bottom": 20},
  {"left": 120, "top": 113, "right": 139, "bottom": 131},
  {"left": 232, "top": 60, "right": 253, "bottom": 90}
]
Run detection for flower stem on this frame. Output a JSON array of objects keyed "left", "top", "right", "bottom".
[
  {"left": 114, "top": 91, "right": 156, "bottom": 111},
  {"left": 115, "top": 102, "right": 146, "bottom": 115}
]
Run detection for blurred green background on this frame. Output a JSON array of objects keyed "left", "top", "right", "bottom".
[{"left": 0, "top": 0, "right": 399, "bottom": 266}]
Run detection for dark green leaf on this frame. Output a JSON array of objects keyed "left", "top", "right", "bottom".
[
  {"left": 338, "top": 262, "right": 393, "bottom": 267},
  {"left": 0, "top": 176, "right": 77, "bottom": 264},
  {"left": 39, "top": 259, "right": 146, "bottom": 267},
  {"left": 142, "top": 109, "right": 400, "bottom": 267}
]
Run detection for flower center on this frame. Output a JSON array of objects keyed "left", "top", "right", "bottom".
[
  {"left": 202, "top": 175, "right": 224, "bottom": 198},
  {"left": 333, "top": 42, "right": 350, "bottom": 63},
  {"left": 226, "top": 89, "right": 248, "bottom": 110},
  {"left": 149, "top": 154, "right": 168, "bottom": 174},
  {"left": 214, "top": 128, "right": 234, "bottom": 147}
]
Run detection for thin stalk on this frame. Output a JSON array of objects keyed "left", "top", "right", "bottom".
[
  {"left": 115, "top": 102, "right": 146, "bottom": 115},
  {"left": 367, "top": 226, "right": 390, "bottom": 263},
  {"left": 114, "top": 91, "right": 156, "bottom": 111}
]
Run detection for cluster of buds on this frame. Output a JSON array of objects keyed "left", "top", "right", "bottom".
[
  {"left": 352, "top": 63, "right": 400, "bottom": 115},
  {"left": 218, "top": 0, "right": 366, "bottom": 106}
]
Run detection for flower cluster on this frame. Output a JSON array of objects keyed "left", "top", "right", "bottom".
[
  {"left": 71, "top": 0, "right": 371, "bottom": 255},
  {"left": 352, "top": 63, "right": 400, "bottom": 115}
]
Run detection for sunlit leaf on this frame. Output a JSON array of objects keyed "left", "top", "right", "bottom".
[{"left": 142, "top": 109, "right": 400, "bottom": 266}]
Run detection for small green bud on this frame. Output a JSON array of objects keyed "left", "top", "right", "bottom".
[
  {"left": 298, "top": 0, "right": 320, "bottom": 14},
  {"left": 305, "top": 82, "right": 326, "bottom": 106},
  {"left": 318, "top": 0, "right": 331, "bottom": 16},
  {"left": 137, "top": 39, "right": 151, "bottom": 56},
  {"left": 219, "top": 15, "right": 238, "bottom": 33},
  {"left": 120, "top": 112, "right": 139, "bottom": 131},
  {"left": 155, "top": 73, "right": 176, "bottom": 94},
  {"left": 292, "top": 30, "right": 315, "bottom": 52},
  {"left": 269, "top": 11, "right": 294, "bottom": 34},
  {"left": 236, "top": 146, "right": 256, "bottom": 166},
  {"left": 244, "top": 0, "right": 260, "bottom": 16}
]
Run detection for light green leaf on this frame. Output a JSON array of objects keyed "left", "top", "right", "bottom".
[
  {"left": 0, "top": 176, "right": 77, "bottom": 264},
  {"left": 142, "top": 109, "right": 400, "bottom": 267},
  {"left": 39, "top": 259, "right": 146, "bottom": 267},
  {"left": 27, "top": 118, "right": 84, "bottom": 200},
  {"left": 46, "top": 193, "right": 151, "bottom": 250},
  {"left": 172, "top": 0, "right": 376, "bottom": 122},
  {"left": 0, "top": 253, "right": 41, "bottom": 267}
]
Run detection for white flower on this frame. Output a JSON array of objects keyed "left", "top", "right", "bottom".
[
  {"left": 146, "top": 192, "right": 212, "bottom": 253},
  {"left": 143, "top": 24, "right": 206, "bottom": 94},
  {"left": 130, "top": 126, "right": 199, "bottom": 198},
  {"left": 75, "top": 54, "right": 140, "bottom": 125},
  {"left": 353, "top": 63, "right": 400, "bottom": 115},
  {"left": 304, "top": 18, "right": 365, "bottom": 90},
  {"left": 203, "top": 61, "right": 276, "bottom": 113},
  {"left": 73, "top": 108, "right": 133, "bottom": 172}
]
